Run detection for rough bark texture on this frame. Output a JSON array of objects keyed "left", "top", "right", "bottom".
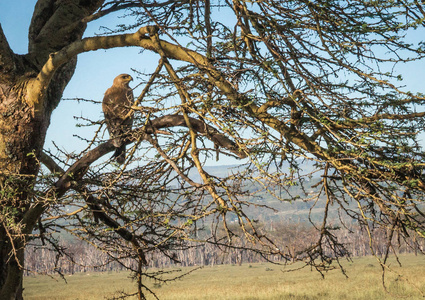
[{"left": 0, "top": 1, "right": 103, "bottom": 298}]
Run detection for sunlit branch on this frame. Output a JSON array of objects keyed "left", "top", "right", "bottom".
[{"left": 23, "top": 114, "right": 244, "bottom": 233}]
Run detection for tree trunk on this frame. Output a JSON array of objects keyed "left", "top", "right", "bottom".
[
  {"left": 0, "top": 74, "right": 48, "bottom": 299},
  {"left": 0, "top": 69, "right": 74, "bottom": 299},
  {"left": 0, "top": 1, "right": 104, "bottom": 298}
]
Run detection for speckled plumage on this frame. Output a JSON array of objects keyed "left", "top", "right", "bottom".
[{"left": 102, "top": 74, "right": 134, "bottom": 164}]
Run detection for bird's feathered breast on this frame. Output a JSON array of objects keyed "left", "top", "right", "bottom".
[
  {"left": 102, "top": 83, "right": 134, "bottom": 143},
  {"left": 102, "top": 85, "right": 133, "bottom": 119},
  {"left": 102, "top": 74, "right": 134, "bottom": 164}
]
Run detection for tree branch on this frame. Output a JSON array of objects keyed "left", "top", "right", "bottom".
[
  {"left": 28, "top": 0, "right": 104, "bottom": 57},
  {"left": 26, "top": 25, "right": 157, "bottom": 108},
  {"left": 0, "top": 24, "right": 16, "bottom": 78},
  {"left": 52, "top": 114, "right": 245, "bottom": 193},
  {"left": 39, "top": 151, "right": 147, "bottom": 264},
  {"left": 83, "top": 0, "right": 188, "bottom": 23},
  {"left": 22, "top": 114, "right": 245, "bottom": 233},
  {"left": 24, "top": 20, "right": 327, "bottom": 170},
  {"left": 23, "top": 18, "right": 425, "bottom": 197},
  {"left": 82, "top": 2, "right": 140, "bottom": 23},
  {"left": 149, "top": 115, "right": 246, "bottom": 158}
]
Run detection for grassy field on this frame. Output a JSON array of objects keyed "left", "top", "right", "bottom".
[{"left": 24, "top": 254, "right": 425, "bottom": 300}]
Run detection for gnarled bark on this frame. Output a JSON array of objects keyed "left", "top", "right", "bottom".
[{"left": 0, "top": 1, "right": 103, "bottom": 298}]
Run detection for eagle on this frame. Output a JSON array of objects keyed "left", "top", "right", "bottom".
[{"left": 102, "top": 73, "right": 134, "bottom": 164}]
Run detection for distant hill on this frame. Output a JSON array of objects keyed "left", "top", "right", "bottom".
[
  {"left": 189, "top": 158, "right": 323, "bottom": 182},
  {"left": 182, "top": 160, "right": 342, "bottom": 224}
]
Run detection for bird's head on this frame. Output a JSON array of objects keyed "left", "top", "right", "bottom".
[{"left": 113, "top": 73, "right": 133, "bottom": 87}]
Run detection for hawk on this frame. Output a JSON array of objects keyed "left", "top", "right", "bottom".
[{"left": 102, "top": 74, "right": 134, "bottom": 164}]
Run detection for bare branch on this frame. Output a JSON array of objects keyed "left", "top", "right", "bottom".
[
  {"left": 23, "top": 114, "right": 244, "bottom": 234},
  {"left": 39, "top": 151, "right": 147, "bottom": 264}
]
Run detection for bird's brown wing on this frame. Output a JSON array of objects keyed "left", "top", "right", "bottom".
[{"left": 103, "top": 87, "right": 133, "bottom": 136}]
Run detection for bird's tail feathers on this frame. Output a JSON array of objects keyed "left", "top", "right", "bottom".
[{"left": 113, "top": 145, "right": 126, "bottom": 165}]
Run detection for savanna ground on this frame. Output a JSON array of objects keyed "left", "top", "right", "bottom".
[{"left": 24, "top": 254, "right": 425, "bottom": 300}]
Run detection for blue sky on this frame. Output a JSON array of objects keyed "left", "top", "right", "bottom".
[{"left": 1, "top": 1, "right": 425, "bottom": 167}]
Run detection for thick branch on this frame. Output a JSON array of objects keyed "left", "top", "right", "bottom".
[
  {"left": 25, "top": 21, "right": 398, "bottom": 184},
  {"left": 52, "top": 114, "right": 245, "bottom": 193},
  {"left": 149, "top": 115, "right": 246, "bottom": 158},
  {"left": 25, "top": 25, "right": 158, "bottom": 108},
  {"left": 0, "top": 24, "right": 16, "bottom": 78},
  {"left": 22, "top": 114, "right": 244, "bottom": 233},
  {"left": 39, "top": 152, "right": 147, "bottom": 264},
  {"left": 31, "top": 20, "right": 323, "bottom": 160},
  {"left": 28, "top": 0, "right": 104, "bottom": 57}
]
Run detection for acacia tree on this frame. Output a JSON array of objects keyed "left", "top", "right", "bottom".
[{"left": 2, "top": 0, "right": 425, "bottom": 299}]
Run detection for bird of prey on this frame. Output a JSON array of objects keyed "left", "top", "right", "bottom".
[{"left": 102, "top": 73, "right": 134, "bottom": 164}]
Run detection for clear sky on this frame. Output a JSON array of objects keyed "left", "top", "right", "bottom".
[{"left": 1, "top": 1, "right": 425, "bottom": 167}]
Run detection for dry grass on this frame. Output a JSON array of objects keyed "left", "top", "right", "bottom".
[{"left": 24, "top": 254, "right": 425, "bottom": 300}]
